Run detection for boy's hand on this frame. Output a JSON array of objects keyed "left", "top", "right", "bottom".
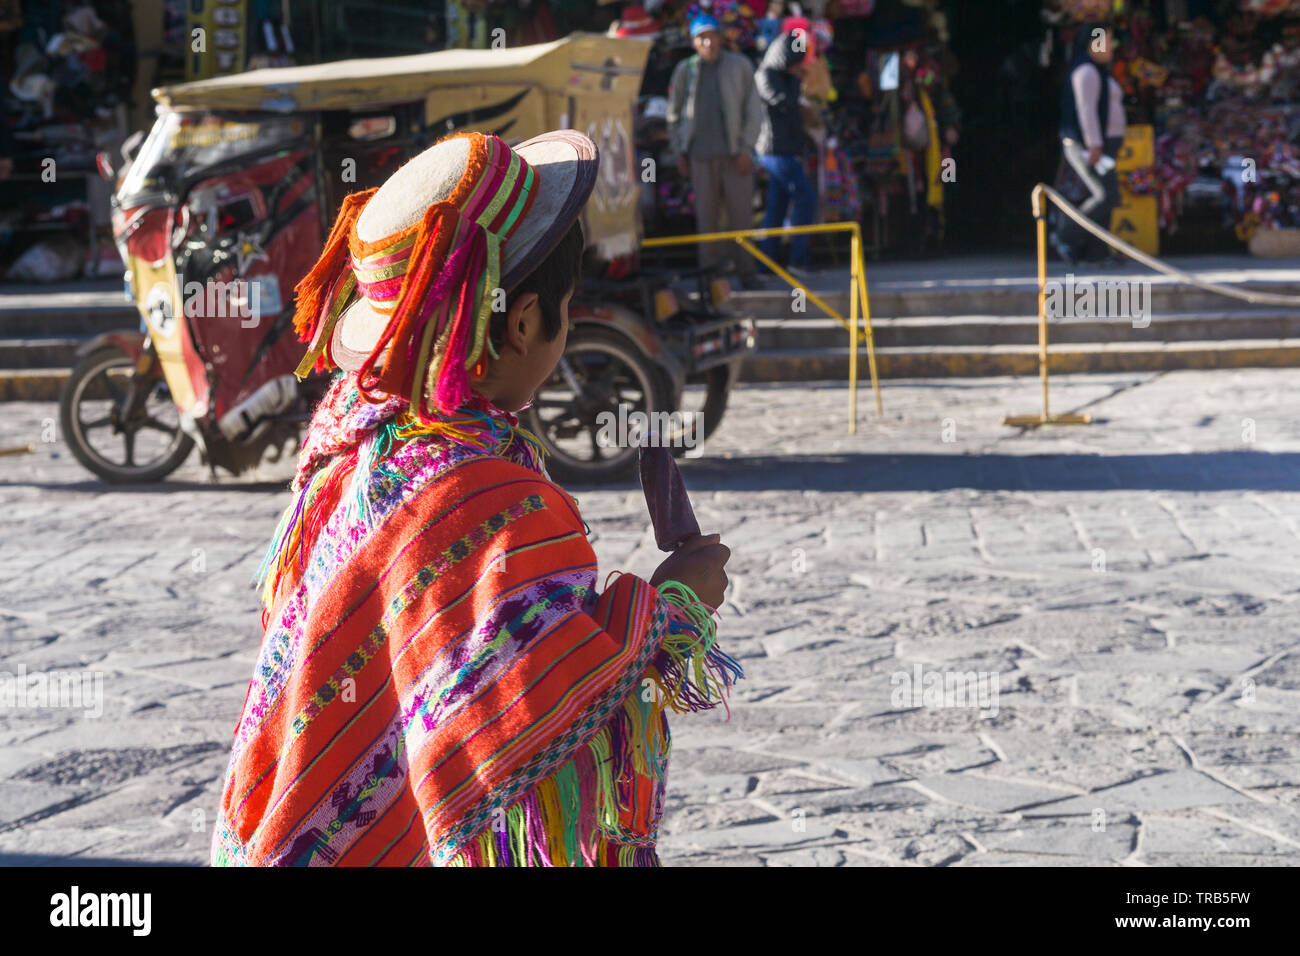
[{"left": 650, "top": 532, "right": 730, "bottom": 609}]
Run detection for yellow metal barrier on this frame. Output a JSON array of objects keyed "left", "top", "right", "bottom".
[{"left": 641, "top": 222, "right": 881, "bottom": 433}]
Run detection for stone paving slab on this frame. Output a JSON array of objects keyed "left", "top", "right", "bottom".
[{"left": 2, "top": 369, "right": 1300, "bottom": 865}]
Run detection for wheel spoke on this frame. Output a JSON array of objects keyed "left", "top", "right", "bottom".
[
  {"left": 556, "top": 357, "right": 585, "bottom": 393},
  {"left": 140, "top": 416, "right": 176, "bottom": 434},
  {"left": 123, "top": 430, "right": 136, "bottom": 467},
  {"left": 587, "top": 427, "right": 603, "bottom": 461},
  {"left": 100, "top": 372, "right": 124, "bottom": 404},
  {"left": 594, "top": 363, "right": 618, "bottom": 389},
  {"left": 80, "top": 415, "right": 112, "bottom": 430}
]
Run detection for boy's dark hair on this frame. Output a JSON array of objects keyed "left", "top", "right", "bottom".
[{"left": 490, "top": 219, "right": 585, "bottom": 350}]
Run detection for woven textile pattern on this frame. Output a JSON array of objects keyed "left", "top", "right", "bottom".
[{"left": 213, "top": 377, "right": 742, "bottom": 866}]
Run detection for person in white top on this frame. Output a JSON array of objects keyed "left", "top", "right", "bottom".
[{"left": 1051, "top": 23, "right": 1126, "bottom": 264}]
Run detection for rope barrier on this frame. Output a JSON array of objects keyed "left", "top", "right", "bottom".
[
  {"left": 1005, "top": 183, "right": 1300, "bottom": 429},
  {"left": 1040, "top": 182, "right": 1300, "bottom": 306}
]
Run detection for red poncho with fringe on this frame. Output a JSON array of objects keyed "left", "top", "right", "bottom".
[{"left": 211, "top": 374, "right": 742, "bottom": 866}]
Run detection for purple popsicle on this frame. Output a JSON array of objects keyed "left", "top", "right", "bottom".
[{"left": 638, "top": 443, "right": 701, "bottom": 552}]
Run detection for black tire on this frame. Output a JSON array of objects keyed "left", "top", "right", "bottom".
[
  {"left": 59, "top": 345, "right": 195, "bottom": 483},
  {"left": 522, "top": 326, "right": 671, "bottom": 485},
  {"left": 665, "top": 364, "right": 731, "bottom": 459}
]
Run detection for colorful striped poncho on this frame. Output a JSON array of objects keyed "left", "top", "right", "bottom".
[{"left": 211, "top": 373, "right": 743, "bottom": 866}]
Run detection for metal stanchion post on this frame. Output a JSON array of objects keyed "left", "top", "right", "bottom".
[
  {"left": 853, "top": 223, "right": 883, "bottom": 417},
  {"left": 1038, "top": 205, "right": 1050, "bottom": 419},
  {"left": 849, "top": 231, "right": 860, "bottom": 434},
  {"left": 1004, "top": 185, "right": 1091, "bottom": 427}
]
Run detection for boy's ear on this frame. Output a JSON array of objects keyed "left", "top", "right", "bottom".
[{"left": 504, "top": 292, "right": 539, "bottom": 355}]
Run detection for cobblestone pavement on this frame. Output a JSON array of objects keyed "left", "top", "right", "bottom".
[{"left": 2, "top": 368, "right": 1299, "bottom": 866}]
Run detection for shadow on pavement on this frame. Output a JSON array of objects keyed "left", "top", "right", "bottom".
[
  {"left": 0, "top": 853, "right": 198, "bottom": 866},
  {"left": 0, "top": 479, "right": 290, "bottom": 494},
  {"left": 670, "top": 450, "right": 1300, "bottom": 493},
  {"left": 5, "top": 451, "right": 1298, "bottom": 495}
]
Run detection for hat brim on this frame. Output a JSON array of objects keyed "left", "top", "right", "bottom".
[{"left": 329, "top": 129, "right": 598, "bottom": 375}]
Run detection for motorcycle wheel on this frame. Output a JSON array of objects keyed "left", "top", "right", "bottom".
[
  {"left": 522, "top": 327, "right": 670, "bottom": 486},
  {"left": 58, "top": 345, "right": 195, "bottom": 483},
  {"left": 666, "top": 364, "right": 731, "bottom": 459}
]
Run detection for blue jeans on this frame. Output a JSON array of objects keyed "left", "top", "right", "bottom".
[{"left": 758, "top": 154, "right": 816, "bottom": 268}]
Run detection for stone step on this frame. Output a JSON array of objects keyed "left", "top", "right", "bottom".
[
  {"left": 12, "top": 338, "right": 1300, "bottom": 402},
  {"left": 740, "top": 339, "right": 1300, "bottom": 382},
  {"left": 3, "top": 277, "right": 1295, "bottom": 332},
  {"left": 0, "top": 368, "right": 68, "bottom": 401},
  {"left": 8, "top": 308, "right": 1298, "bottom": 372},
  {"left": 755, "top": 310, "right": 1300, "bottom": 350},
  {"left": 0, "top": 311, "right": 140, "bottom": 338},
  {"left": 0, "top": 337, "right": 86, "bottom": 369},
  {"left": 5, "top": 263, "right": 1300, "bottom": 330},
  {"left": 728, "top": 280, "right": 1300, "bottom": 320},
  {"left": 0, "top": 284, "right": 137, "bottom": 337}
]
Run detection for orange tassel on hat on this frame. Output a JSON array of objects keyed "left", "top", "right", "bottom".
[
  {"left": 355, "top": 201, "right": 459, "bottom": 405},
  {"left": 291, "top": 188, "right": 378, "bottom": 344}
]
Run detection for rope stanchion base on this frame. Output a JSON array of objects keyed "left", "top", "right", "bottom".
[{"left": 1002, "top": 413, "right": 1091, "bottom": 427}]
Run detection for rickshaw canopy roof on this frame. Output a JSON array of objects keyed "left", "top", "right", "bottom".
[{"left": 152, "top": 33, "right": 651, "bottom": 113}]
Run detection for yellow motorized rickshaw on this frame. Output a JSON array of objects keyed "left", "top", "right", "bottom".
[{"left": 61, "top": 33, "right": 755, "bottom": 484}]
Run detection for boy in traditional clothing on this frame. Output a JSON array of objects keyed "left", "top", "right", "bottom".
[{"left": 211, "top": 129, "right": 740, "bottom": 866}]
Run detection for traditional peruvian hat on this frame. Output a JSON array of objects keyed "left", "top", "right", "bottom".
[{"left": 291, "top": 129, "right": 598, "bottom": 418}]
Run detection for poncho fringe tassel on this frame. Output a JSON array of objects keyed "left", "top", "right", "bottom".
[{"left": 446, "top": 582, "right": 743, "bottom": 867}]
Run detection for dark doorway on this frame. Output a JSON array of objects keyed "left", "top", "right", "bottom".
[{"left": 943, "top": 0, "right": 1060, "bottom": 252}]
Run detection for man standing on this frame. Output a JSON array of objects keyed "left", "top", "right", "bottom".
[{"left": 667, "top": 14, "right": 763, "bottom": 289}]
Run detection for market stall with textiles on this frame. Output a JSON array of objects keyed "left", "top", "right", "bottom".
[
  {"left": 1050, "top": 0, "right": 1300, "bottom": 256},
  {"left": 607, "top": 0, "right": 962, "bottom": 265},
  {"left": 0, "top": 0, "right": 300, "bottom": 283},
  {"left": 821, "top": 0, "right": 960, "bottom": 258},
  {"left": 0, "top": 1, "right": 135, "bottom": 280}
]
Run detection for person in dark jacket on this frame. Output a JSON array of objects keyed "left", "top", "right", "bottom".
[
  {"left": 1051, "top": 22, "right": 1125, "bottom": 264},
  {"left": 755, "top": 29, "right": 817, "bottom": 277}
]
